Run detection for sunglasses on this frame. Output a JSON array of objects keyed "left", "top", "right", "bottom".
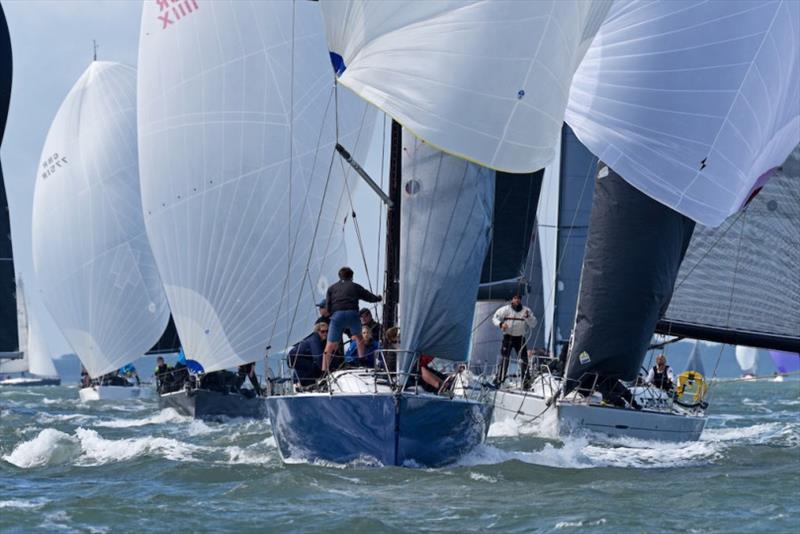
[{"left": 320, "top": 329, "right": 329, "bottom": 334}]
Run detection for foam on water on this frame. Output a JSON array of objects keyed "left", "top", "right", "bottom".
[
  {"left": 488, "top": 407, "right": 559, "bottom": 439},
  {"left": 0, "top": 499, "right": 49, "bottom": 510},
  {"left": 555, "top": 518, "right": 607, "bottom": 530},
  {"left": 223, "top": 437, "right": 278, "bottom": 465},
  {"left": 93, "top": 408, "right": 189, "bottom": 428},
  {"left": 2, "top": 427, "right": 210, "bottom": 468}
]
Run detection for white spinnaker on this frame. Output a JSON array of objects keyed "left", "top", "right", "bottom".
[
  {"left": 320, "top": 0, "right": 612, "bottom": 173},
  {"left": 27, "top": 311, "right": 58, "bottom": 378},
  {"left": 0, "top": 278, "right": 28, "bottom": 374},
  {"left": 32, "top": 62, "right": 171, "bottom": 378},
  {"left": 138, "top": 1, "right": 375, "bottom": 372},
  {"left": 735, "top": 345, "right": 758, "bottom": 375},
  {"left": 566, "top": 0, "right": 800, "bottom": 227}
]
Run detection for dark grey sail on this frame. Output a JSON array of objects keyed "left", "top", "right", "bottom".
[
  {"left": 145, "top": 314, "right": 182, "bottom": 355},
  {"left": 565, "top": 165, "right": 695, "bottom": 389},
  {"left": 657, "top": 147, "right": 800, "bottom": 352},
  {"left": 0, "top": 3, "right": 19, "bottom": 358},
  {"left": 685, "top": 342, "right": 705, "bottom": 375},
  {"left": 548, "top": 125, "right": 597, "bottom": 353}
]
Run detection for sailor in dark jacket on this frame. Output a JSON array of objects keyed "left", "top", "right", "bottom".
[
  {"left": 289, "top": 322, "right": 327, "bottom": 386},
  {"left": 322, "top": 266, "right": 382, "bottom": 373}
]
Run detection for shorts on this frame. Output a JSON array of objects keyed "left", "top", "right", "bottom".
[{"left": 328, "top": 310, "right": 361, "bottom": 342}]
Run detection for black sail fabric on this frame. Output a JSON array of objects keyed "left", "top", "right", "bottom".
[
  {"left": 0, "top": 4, "right": 19, "bottom": 354},
  {"left": 145, "top": 315, "right": 183, "bottom": 355},
  {"left": 478, "top": 170, "right": 543, "bottom": 299},
  {"left": 657, "top": 146, "right": 800, "bottom": 352},
  {"left": 565, "top": 165, "right": 695, "bottom": 387}
]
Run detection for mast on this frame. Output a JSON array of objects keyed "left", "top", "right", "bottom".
[{"left": 383, "top": 120, "right": 402, "bottom": 330}]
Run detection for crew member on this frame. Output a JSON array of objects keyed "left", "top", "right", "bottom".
[
  {"left": 646, "top": 354, "right": 675, "bottom": 391},
  {"left": 492, "top": 294, "right": 537, "bottom": 386}
]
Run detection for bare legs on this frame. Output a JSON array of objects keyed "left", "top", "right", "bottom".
[{"left": 321, "top": 334, "right": 365, "bottom": 373}]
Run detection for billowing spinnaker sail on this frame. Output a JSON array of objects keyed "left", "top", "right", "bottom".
[
  {"left": 320, "top": 0, "right": 612, "bottom": 173},
  {"left": 400, "top": 133, "right": 493, "bottom": 362},
  {"left": 27, "top": 311, "right": 58, "bottom": 378},
  {"left": 32, "top": 62, "right": 171, "bottom": 378},
  {"left": 566, "top": 0, "right": 800, "bottom": 227},
  {"left": 735, "top": 346, "right": 758, "bottom": 375},
  {"left": 658, "top": 147, "right": 800, "bottom": 352},
  {"left": 566, "top": 166, "right": 695, "bottom": 387},
  {"left": 138, "top": 1, "right": 374, "bottom": 372},
  {"left": 770, "top": 351, "right": 800, "bottom": 375}
]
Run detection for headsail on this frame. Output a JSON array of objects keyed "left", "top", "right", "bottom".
[
  {"left": 32, "top": 62, "right": 171, "bottom": 378},
  {"left": 400, "top": 133, "right": 493, "bottom": 362},
  {"left": 137, "top": 1, "right": 375, "bottom": 372},
  {"left": 566, "top": 165, "right": 695, "bottom": 386},
  {"left": 320, "top": 0, "right": 612, "bottom": 173},
  {"left": 657, "top": 147, "right": 800, "bottom": 352},
  {"left": 566, "top": 0, "right": 800, "bottom": 226},
  {"left": 0, "top": 3, "right": 19, "bottom": 359},
  {"left": 27, "top": 309, "right": 58, "bottom": 378}
]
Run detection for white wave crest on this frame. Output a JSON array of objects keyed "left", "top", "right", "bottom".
[
  {"left": 93, "top": 408, "right": 189, "bottom": 428},
  {"left": 555, "top": 518, "right": 607, "bottom": 530},
  {"left": 0, "top": 498, "right": 49, "bottom": 510},
  {"left": 1, "top": 428, "right": 81, "bottom": 468}
]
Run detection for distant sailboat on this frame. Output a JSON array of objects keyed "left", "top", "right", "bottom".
[
  {"left": 0, "top": 278, "right": 60, "bottom": 386},
  {"left": 769, "top": 351, "right": 800, "bottom": 381},
  {"left": 735, "top": 346, "right": 759, "bottom": 380},
  {"left": 32, "top": 60, "right": 173, "bottom": 401}
]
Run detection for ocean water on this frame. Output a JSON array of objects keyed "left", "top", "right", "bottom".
[{"left": 1, "top": 380, "right": 798, "bottom": 533}]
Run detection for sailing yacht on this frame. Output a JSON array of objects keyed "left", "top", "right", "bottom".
[
  {"left": 770, "top": 351, "right": 800, "bottom": 381},
  {"left": 0, "top": 279, "right": 60, "bottom": 386},
  {"left": 735, "top": 346, "right": 759, "bottom": 380},
  {"left": 32, "top": 60, "right": 174, "bottom": 402}
]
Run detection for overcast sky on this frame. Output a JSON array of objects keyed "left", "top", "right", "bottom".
[{"left": 1, "top": 0, "right": 386, "bottom": 358}]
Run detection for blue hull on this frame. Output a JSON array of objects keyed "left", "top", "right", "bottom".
[{"left": 266, "top": 393, "right": 492, "bottom": 467}]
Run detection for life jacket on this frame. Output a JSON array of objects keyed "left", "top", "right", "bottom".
[{"left": 651, "top": 365, "right": 672, "bottom": 389}]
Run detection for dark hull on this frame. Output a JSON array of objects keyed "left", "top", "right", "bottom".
[
  {"left": 159, "top": 389, "right": 266, "bottom": 420},
  {"left": 266, "top": 393, "right": 493, "bottom": 467},
  {"left": 0, "top": 377, "right": 61, "bottom": 386}
]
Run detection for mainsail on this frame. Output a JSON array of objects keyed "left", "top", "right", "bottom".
[
  {"left": 0, "top": 3, "right": 19, "bottom": 359},
  {"left": 137, "top": 0, "right": 375, "bottom": 372},
  {"left": 399, "top": 133, "right": 494, "bottom": 363},
  {"left": 566, "top": 0, "right": 800, "bottom": 226},
  {"left": 320, "top": 0, "right": 612, "bottom": 173},
  {"left": 32, "top": 62, "right": 172, "bottom": 378},
  {"left": 658, "top": 147, "right": 800, "bottom": 352}
]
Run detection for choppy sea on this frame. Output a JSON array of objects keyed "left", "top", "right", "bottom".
[{"left": 1, "top": 379, "right": 798, "bottom": 533}]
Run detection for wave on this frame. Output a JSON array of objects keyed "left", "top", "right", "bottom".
[
  {"left": 2, "top": 427, "right": 210, "bottom": 468},
  {"left": 93, "top": 408, "right": 189, "bottom": 428},
  {"left": 0, "top": 498, "right": 49, "bottom": 510}
]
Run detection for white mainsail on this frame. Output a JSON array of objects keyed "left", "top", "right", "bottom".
[
  {"left": 320, "top": 0, "right": 612, "bottom": 173},
  {"left": 566, "top": 0, "right": 800, "bottom": 226},
  {"left": 137, "top": 0, "right": 375, "bottom": 373},
  {"left": 32, "top": 61, "right": 171, "bottom": 378},
  {"left": 26, "top": 309, "right": 58, "bottom": 378}
]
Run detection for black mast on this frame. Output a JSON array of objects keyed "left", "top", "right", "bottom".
[{"left": 382, "top": 120, "right": 402, "bottom": 330}]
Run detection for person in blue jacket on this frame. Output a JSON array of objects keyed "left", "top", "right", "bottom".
[{"left": 344, "top": 325, "right": 379, "bottom": 368}]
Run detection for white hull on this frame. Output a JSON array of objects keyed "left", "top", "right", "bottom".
[
  {"left": 492, "top": 379, "right": 707, "bottom": 442},
  {"left": 79, "top": 385, "right": 153, "bottom": 402}
]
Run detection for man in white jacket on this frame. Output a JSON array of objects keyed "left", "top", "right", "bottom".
[{"left": 492, "top": 294, "right": 537, "bottom": 386}]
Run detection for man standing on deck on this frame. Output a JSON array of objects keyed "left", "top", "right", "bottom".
[
  {"left": 321, "top": 267, "right": 382, "bottom": 374},
  {"left": 492, "top": 294, "right": 537, "bottom": 387}
]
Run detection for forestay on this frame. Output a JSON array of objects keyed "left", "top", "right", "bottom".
[
  {"left": 660, "top": 147, "right": 800, "bottom": 352},
  {"left": 138, "top": 0, "right": 374, "bottom": 372},
  {"left": 567, "top": 0, "right": 800, "bottom": 226},
  {"left": 320, "top": 0, "right": 612, "bottom": 173},
  {"left": 400, "top": 133, "right": 494, "bottom": 362},
  {"left": 32, "top": 62, "right": 171, "bottom": 378}
]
